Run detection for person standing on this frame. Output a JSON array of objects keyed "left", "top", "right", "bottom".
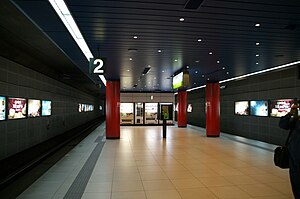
[{"left": 279, "top": 102, "right": 300, "bottom": 199}]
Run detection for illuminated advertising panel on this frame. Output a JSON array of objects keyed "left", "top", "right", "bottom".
[
  {"left": 269, "top": 99, "right": 293, "bottom": 117},
  {"left": 28, "top": 99, "right": 41, "bottom": 117},
  {"left": 250, "top": 100, "right": 268, "bottom": 117},
  {"left": 0, "top": 96, "right": 6, "bottom": 121},
  {"left": 172, "top": 72, "right": 183, "bottom": 89},
  {"left": 42, "top": 100, "right": 52, "bottom": 116},
  {"left": 8, "top": 97, "right": 27, "bottom": 119},
  {"left": 234, "top": 101, "right": 249, "bottom": 115}
]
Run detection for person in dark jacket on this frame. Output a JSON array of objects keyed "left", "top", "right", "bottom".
[{"left": 279, "top": 103, "right": 300, "bottom": 199}]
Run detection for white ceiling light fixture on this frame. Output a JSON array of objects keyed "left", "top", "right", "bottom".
[
  {"left": 197, "top": 38, "right": 202, "bottom": 42},
  {"left": 49, "top": 0, "right": 92, "bottom": 60},
  {"left": 255, "top": 23, "right": 260, "bottom": 27},
  {"left": 133, "top": 36, "right": 138, "bottom": 39},
  {"left": 179, "top": 17, "right": 185, "bottom": 21},
  {"left": 256, "top": 42, "right": 260, "bottom": 46},
  {"left": 49, "top": 0, "right": 107, "bottom": 86},
  {"left": 158, "top": 49, "right": 162, "bottom": 53},
  {"left": 256, "top": 54, "right": 260, "bottom": 57},
  {"left": 209, "top": 52, "right": 213, "bottom": 55}
]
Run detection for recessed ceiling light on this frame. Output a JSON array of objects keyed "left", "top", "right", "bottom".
[
  {"left": 217, "top": 61, "right": 220, "bottom": 64},
  {"left": 197, "top": 38, "right": 202, "bottom": 42},
  {"left": 226, "top": 72, "right": 229, "bottom": 75},
  {"left": 195, "top": 71, "right": 198, "bottom": 74},
  {"left": 174, "top": 59, "right": 178, "bottom": 62},
  {"left": 129, "top": 58, "right": 133, "bottom": 61},
  {"left": 256, "top": 42, "right": 260, "bottom": 46},
  {"left": 195, "top": 60, "right": 200, "bottom": 63},
  {"left": 158, "top": 49, "right": 162, "bottom": 53},
  {"left": 179, "top": 18, "right": 185, "bottom": 21},
  {"left": 207, "top": 78, "right": 210, "bottom": 80},
  {"left": 194, "top": 82, "right": 196, "bottom": 84},
  {"left": 186, "top": 65, "right": 189, "bottom": 68},
  {"left": 202, "top": 75, "right": 204, "bottom": 78},
  {"left": 162, "top": 70, "right": 165, "bottom": 72},
  {"left": 255, "top": 23, "right": 260, "bottom": 27},
  {"left": 209, "top": 52, "right": 213, "bottom": 55},
  {"left": 222, "top": 67, "right": 226, "bottom": 70},
  {"left": 256, "top": 62, "right": 259, "bottom": 65},
  {"left": 256, "top": 54, "right": 260, "bottom": 57},
  {"left": 126, "top": 69, "right": 130, "bottom": 72},
  {"left": 133, "top": 36, "right": 138, "bottom": 39}
]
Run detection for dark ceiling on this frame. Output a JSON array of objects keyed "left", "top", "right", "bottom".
[{"left": 3, "top": 0, "right": 300, "bottom": 94}]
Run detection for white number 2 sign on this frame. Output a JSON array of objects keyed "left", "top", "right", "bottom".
[{"left": 93, "top": 59, "right": 104, "bottom": 74}]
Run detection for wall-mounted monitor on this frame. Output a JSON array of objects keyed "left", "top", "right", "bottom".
[
  {"left": 0, "top": 96, "right": 6, "bottom": 121},
  {"left": 173, "top": 72, "right": 184, "bottom": 89},
  {"left": 250, "top": 100, "right": 268, "bottom": 117},
  {"left": 28, "top": 99, "right": 41, "bottom": 117},
  {"left": 234, "top": 101, "right": 249, "bottom": 115},
  {"left": 187, "top": 104, "right": 193, "bottom": 112},
  {"left": 269, "top": 99, "right": 293, "bottom": 117},
  {"left": 42, "top": 100, "right": 52, "bottom": 116},
  {"left": 8, "top": 97, "right": 27, "bottom": 119},
  {"left": 172, "top": 71, "right": 190, "bottom": 89}
]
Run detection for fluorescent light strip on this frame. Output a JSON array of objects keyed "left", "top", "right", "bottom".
[
  {"left": 185, "top": 61, "right": 300, "bottom": 92},
  {"left": 99, "top": 75, "right": 107, "bottom": 86},
  {"left": 49, "top": 0, "right": 107, "bottom": 86}
]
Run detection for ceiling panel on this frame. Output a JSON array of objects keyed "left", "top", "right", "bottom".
[{"left": 7, "top": 0, "right": 300, "bottom": 93}]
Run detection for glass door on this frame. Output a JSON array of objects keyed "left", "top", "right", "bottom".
[
  {"left": 135, "top": 103, "right": 144, "bottom": 124},
  {"left": 120, "top": 103, "right": 134, "bottom": 124},
  {"left": 145, "top": 103, "right": 158, "bottom": 124}
]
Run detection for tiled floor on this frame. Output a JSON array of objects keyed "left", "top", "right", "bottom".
[{"left": 17, "top": 125, "right": 294, "bottom": 199}]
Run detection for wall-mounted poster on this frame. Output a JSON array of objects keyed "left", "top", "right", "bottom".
[
  {"left": 250, "top": 100, "right": 268, "bottom": 117},
  {"left": 42, "top": 100, "right": 52, "bottom": 116},
  {"left": 269, "top": 99, "right": 293, "bottom": 117},
  {"left": 8, "top": 97, "right": 27, "bottom": 119},
  {"left": 28, "top": 99, "right": 41, "bottom": 117},
  {"left": 0, "top": 96, "right": 6, "bottom": 121},
  {"left": 235, "top": 101, "right": 249, "bottom": 115}
]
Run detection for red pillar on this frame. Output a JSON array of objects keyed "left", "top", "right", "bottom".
[
  {"left": 178, "top": 90, "right": 187, "bottom": 127},
  {"left": 205, "top": 82, "right": 220, "bottom": 137},
  {"left": 106, "top": 80, "right": 120, "bottom": 139}
]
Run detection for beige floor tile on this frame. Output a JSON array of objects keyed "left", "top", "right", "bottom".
[
  {"left": 252, "top": 195, "right": 292, "bottom": 199},
  {"left": 164, "top": 170, "right": 195, "bottom": 179},
  {"left": 249, "top": 174, "right": 285, "bottom": 183},
  {"left": 112, "top": 180, "right": 143, "bottom": 192},
  {"left": 239, "top": 184, "right": 282, "bottom": 197},
  {"left": 171, "top": 178, "right": 205, "bottom": 189},
  {"left": 178, "top": 188, "right": 218, "bottom": 199},
  {"left": 267, "top": 182, "right": 293, "bottom": 195},
  {"left": 199, "top": 176, "right": 233, "bottom": 187},
  {"left": 140, "top": 171, "right": 169, "bottom": 180},
  {"left": 111, "top": 191, "right": 147, "bottom": 199},
  {"left": 238, "top": 167, "right": 269, "bottom": 175},
  {"left": 224, "top": 175, "right": 258, "bottom": 185},
  {"left": 85, "top": 182, "right": 112, "bottom": 193},
  {"left": 138, "top": 165, "right": 163, "bottom": 172},
  {"left": 81, "top": 192, "right": 111, "bottom": 199},
  {"left": 142, "top": 180, "right": 175, "bottom": 190},
  {"left": 146, "top": 190, "right": 182, "bottom": 199},
  {"left": 209, "top": 186, "right": 252, "bottom": 199}
]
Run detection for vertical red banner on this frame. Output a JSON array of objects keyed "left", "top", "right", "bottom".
[
  {"left": 106, "top": 80, "right": 120, "bottom": 139},
  {"left": 206, "top": 82, "right": 220, "bottom": 137},
  {"left": 178, "top": 90, "right": 187, "bottom": 127}
]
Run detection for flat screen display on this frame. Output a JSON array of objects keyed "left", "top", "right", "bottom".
[
  {"left": 173, "top": 72, "right": 183, "bottom": 89},
  {"left": 0, "top": 96, "right": 6, "bottom": 121},
  {"left": 160, "top": 103, "right": 173, "bottom": 120},
  {"left": 42, "top": 100, "right": 52, "bottom": 116},
  {"left": 235, "top": 101, "right": 249, "bottom": 115},
  {"left": 28, "top": 99, "right": 41, "bottom": 117},
  {"left": 269, "top": 99, "right": 293, "bottom": 117},
  {"left": 8, "top": 97, "right": 27, "bottom": 119},
  {"left": 250, "top": 100, "right": 268, "bottom": 117}
]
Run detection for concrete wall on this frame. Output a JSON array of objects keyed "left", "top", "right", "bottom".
[
  {"left": 185, "top": 66, "right": 300, "bottom": 145},
  {"left": 0, "top": 56, "right": 104, "bottom": 160}
]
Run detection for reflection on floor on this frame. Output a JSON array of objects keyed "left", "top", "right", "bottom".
[{"left": 17, "top": 124, "right": 293, "bottom": 199}]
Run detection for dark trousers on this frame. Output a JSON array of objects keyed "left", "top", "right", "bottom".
[{"left": 290, "top": 156, "right": 300, "bottom": 199}]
